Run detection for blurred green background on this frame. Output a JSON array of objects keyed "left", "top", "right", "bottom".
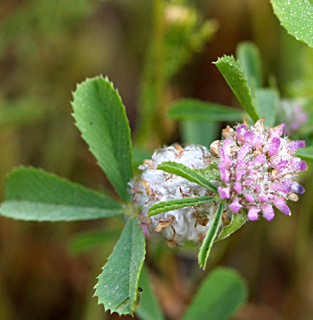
[{"left": 0, "top": 0, "right": 312, "bottom": 319}]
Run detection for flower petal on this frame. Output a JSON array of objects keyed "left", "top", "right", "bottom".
[{"left": 273, "top": 197, "right": 290, "bottom": 215}]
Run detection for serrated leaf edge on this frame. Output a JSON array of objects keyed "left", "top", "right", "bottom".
[
  {"left": 71, "top": 75, "right": 133, "bottom": 203},
  {"left": 93, "top": 218, "right": 146, "bottom": 316}
]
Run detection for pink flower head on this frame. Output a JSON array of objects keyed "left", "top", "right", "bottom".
[{"left": 213, "top": 120, "right": 307, "bottom": 221}]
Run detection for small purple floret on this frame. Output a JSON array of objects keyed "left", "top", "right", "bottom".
[
  {"left": 218, "top": 164, "right": 230, "bottom": 183},
  {"left": 270, "top": 123, "right": 286, "bottom": 139},
  {"left": 248, "top": 207, "right": 260, "bottom": 221},
  {"left": 218, "top": 187, "right": 230, "bottom": 200},
  {"left": 259, "top": 194, "right": 268, "bottom": 202},
  {"left": 244, "top": 132, "right": 255, "bottom": 144},
  {"left": 238, "top": 144, "right": 251, "bottom": 160},
  {"left": 255, "top": 136, "right": 264, "bottom": 149},
  {"left": 291, "top": 182, "right": 305, "bottom": 194},
  {"left": 275, "top": 160, "right": 288, "bottom": 172},
  {"left": 292, "top": 160, "right": 307, "bottom": 172},
  {"left": 262, "top": 204, "right": 275, "bottom": 221},
  {"left": 271, "top": 183, "right": 291, "bottom": 194},
  {"left": 269, "top": 138, "right": 281, "bottom": 156},
  {"left": 235, "top": 170, "right": 244, "bottom": 181},
  {"left": 236, "top": 125, "right": 247, "bottom": 144},
  {"left": 234, "top": 182, "right": 242, "bottom": 193},
  {"left": 236, "top": 160, "right": 245, "bottom": 169},
  {"left": 228, "top": 199, "right": 243, "bottom": 213},
  {"left": 287, "top": 140, "right": 305, "bottom": 152},
  {"left": 255, "top": 154, "right": 266, "bottom": 165},
  {"left": 273, "top": 197, "right": 290, "bottom": 215},
  {"left": 245, "top": 194, "right": 254, "bottom": 202},
  {"left": 220, "top": 139, "right": 232, "bottom": 169}
]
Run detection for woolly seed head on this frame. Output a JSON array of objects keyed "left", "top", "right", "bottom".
[{"left": 131, "top": 144, "right": 219, "bottom": 245}]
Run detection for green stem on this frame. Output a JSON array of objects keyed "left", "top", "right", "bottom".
[{"left": 135, "top": 0, "right": 165, "bottom": 148}]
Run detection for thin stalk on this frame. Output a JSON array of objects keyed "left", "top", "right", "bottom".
[{"left": 135, "top": 0, "right": 166, "bottom": 148}]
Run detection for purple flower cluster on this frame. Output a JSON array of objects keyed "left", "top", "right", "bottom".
[{"left": 214, "top": 120, "right": 307, "bottom": 221}]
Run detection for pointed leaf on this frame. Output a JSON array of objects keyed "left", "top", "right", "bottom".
[
  {"left": 72, "top": 76, "right": 133, "bottom": 203},
  {"left": 237, "top": 42, "right": 262, "bottom": 89},
  {"left": 95, "top": 217, "right": 146, "bottom": 316},
  {"left": 214, "top": 56, "right": 259, "bottom": 122},
  {"left": 255, "top": 88, "right": 279, "bottom": 127},
  {"left": 198, "top": 203, "right": 223, "bottom": 269},
  {"left": 196, "top": 163, "right": 220, "bottom": 181},
  {"left": 0, "top": 167, "right": 123, "bottom": 221},
  {"left": 182, "top": 268, "right": 248, "bottom": 320},
  {"left": 216, "top": 211, "right": 248, "bottom": 242},
  {"left": 135, "top": 265, "right": 165, "bottom": 320},
  {"left": 157, "top": 162, "right": 217, "bottom": 193},
  {"left": 271, "top": 0, "right": 313, "bottom": 48},
  {"left": 296, "top": 146, "right": 313, "bottom": 162},
  {"left": 148, "top": 196, "right": 216, "bottom": 217},
  {"left": 168, "top": 99, "right": 244, "bottom": 122}
]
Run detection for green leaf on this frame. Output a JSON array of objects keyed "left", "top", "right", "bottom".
[
  {"left": 95, "top": 217, "right": 146, "bottom": 316},
  {"left": 168, "top": 99, "right": 244, "bottom": 122},
  {"left": 296, "top": 146, "right": 313, "bottom": 162},
  {"left": 0, "top": 167, "right": 123, "bottom": 222},
  {"left": 135, "top": 265, "right": 165, "bottom": 320},
  {"left": 72, "top": 76, "right": 133, "bottom": 203},
  {"left": 198, "top": 203, "right": 223, "bottom": 269},
  {"left": 181, "top": 121, "right": 219, "bottom": 148},
  {"left": 271, "top": 0, "right": 313, "bottom": 48},
  {"left": 148, "top": 196, "right": 216, "bottom": 217},
  {"left": 196, "top": 163, "right": 220, "bottom": 181},
  {"left": 216, "top": 211, "right": 248, "bottom": 242},
  {"left": 255, "top": 88, "right": 279, "bottom": 127},
  {"left": 69, "top": 230, "right": 121, "bottom": 254},
  {"left": 236, "top": 42, "right": 262, "bottom": 89},
  {"left": 214, "top": 56, "right": 259, "bottom": 122},
  {"left": 182, "top": 268, "right": 248, "bottom": 320},
  {"left": 157, "top": 162, "right": 217, "bottom": 193}
]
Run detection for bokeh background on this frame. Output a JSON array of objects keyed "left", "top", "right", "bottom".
[{"left": 0, "top": 0, "right": 313, "bottom": 319}]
